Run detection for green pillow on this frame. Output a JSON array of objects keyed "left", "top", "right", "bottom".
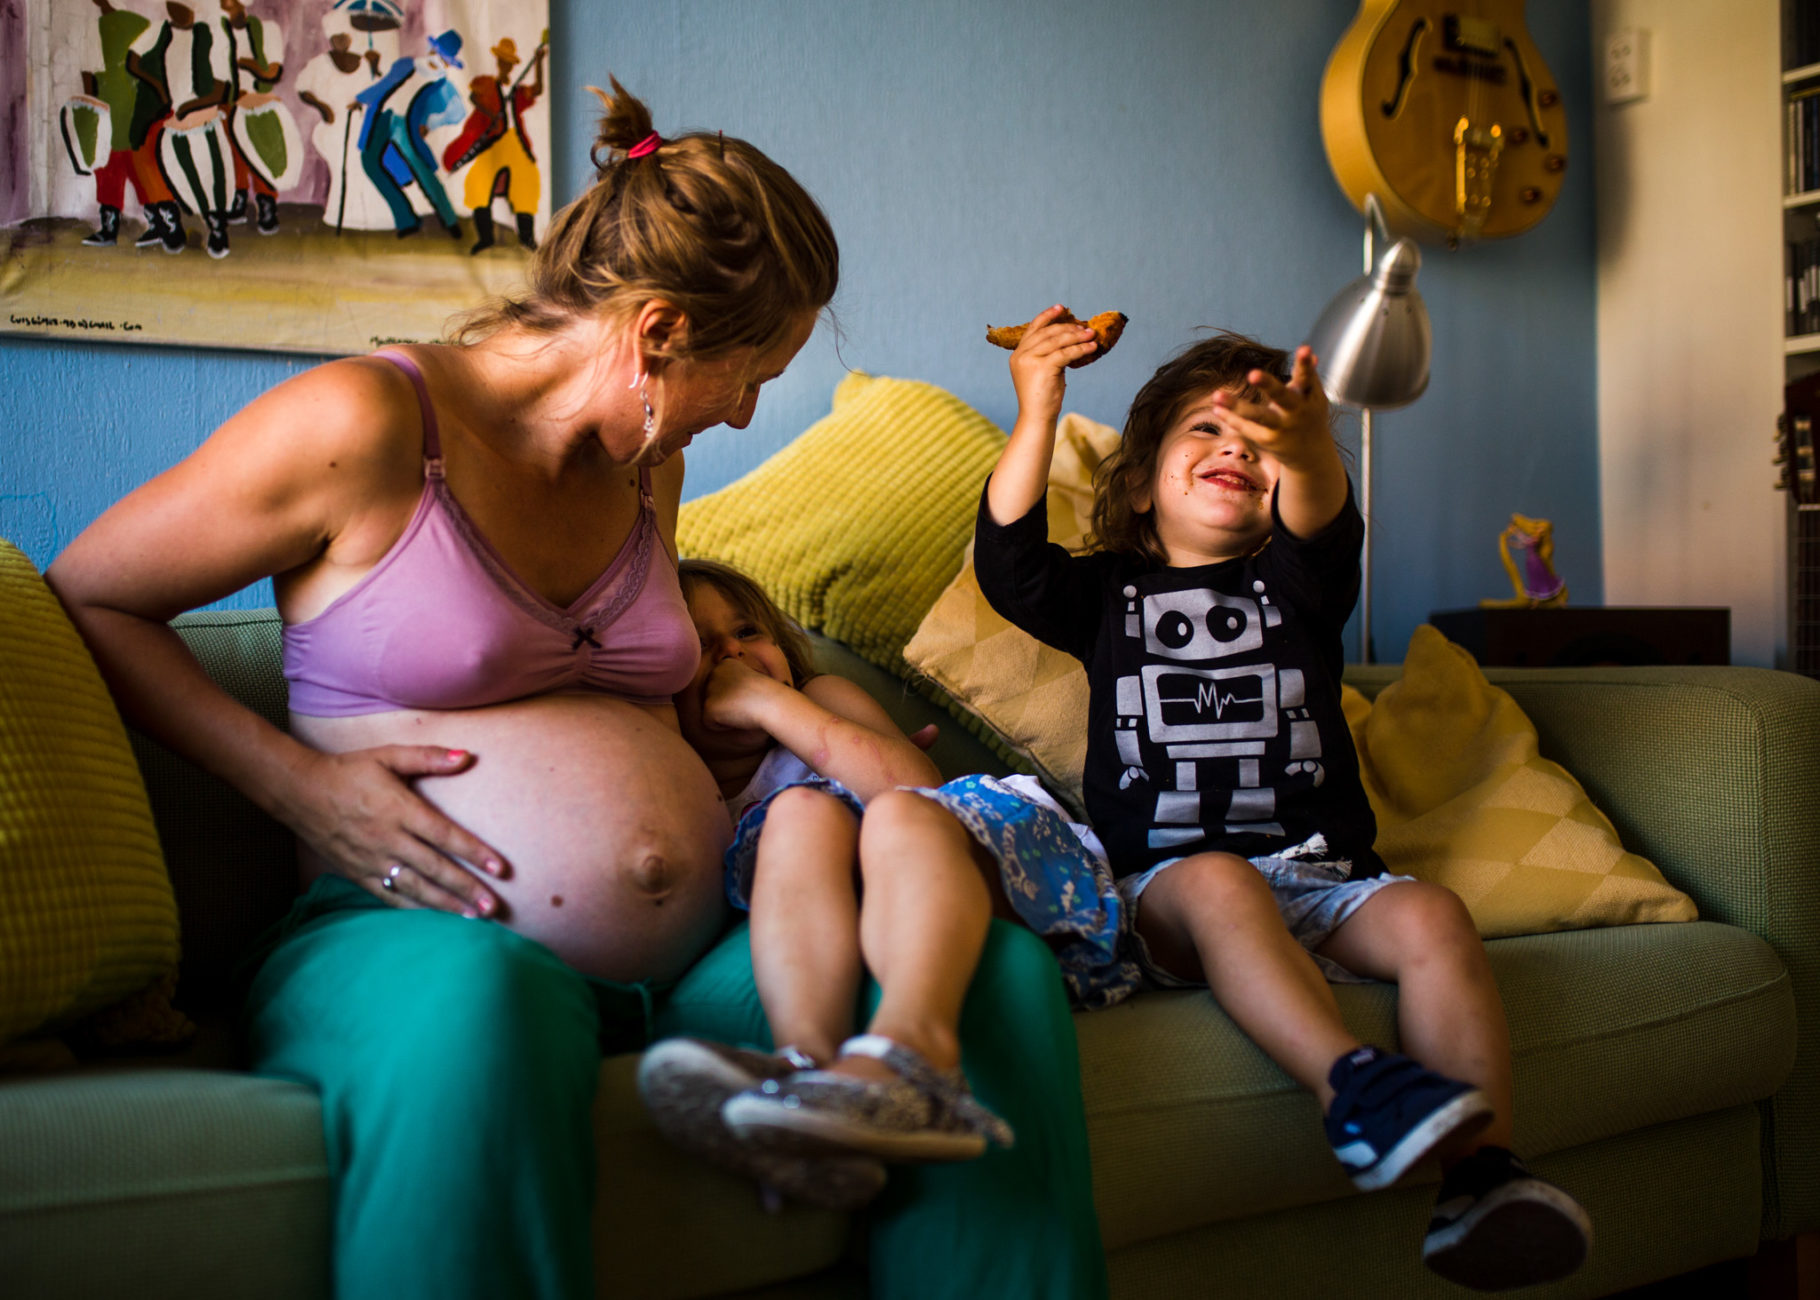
[
  {"left": 0, "top": 540, "right": 186, "bottom": 1055},
  {"left": 679, "top": 372, "right": 1006, "bottom": 674}
]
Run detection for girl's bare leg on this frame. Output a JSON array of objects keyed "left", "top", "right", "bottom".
[
  {"left": 1135, "top": 852, "right": 1359, "bottom": 1107},
  {"left": 831, "top": 790, "right": 995, "bottom": 1081},
  {"left": 747, "top": 786, "right": 862, "bottom": 1065},
  {"left": 1317, "top": 881, "right": 1515, "bottom": 1153}
]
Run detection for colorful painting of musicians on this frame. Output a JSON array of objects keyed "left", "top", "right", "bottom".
[{"left": 5, "top": 0, "right": 553, "bottom": 352}]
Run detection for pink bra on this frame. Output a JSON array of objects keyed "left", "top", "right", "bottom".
[{"left": 282, "top": 350, "right": 701, "bottom": 717}]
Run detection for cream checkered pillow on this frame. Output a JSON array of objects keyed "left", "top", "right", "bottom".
[
  {"left": 1343, "top": 625, "right": 1697, "bottom": 937},
  {"left": 903, "top": 413, "right": 1119, "bottom": 813}
]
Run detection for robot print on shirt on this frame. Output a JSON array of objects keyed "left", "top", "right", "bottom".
[{"left": 1113, "top": 579, "right": 1326, "bottom": 852}]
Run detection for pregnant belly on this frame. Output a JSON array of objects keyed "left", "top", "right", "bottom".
[{"left": 294, "top": 694, "right": 733, "bottom": 983}]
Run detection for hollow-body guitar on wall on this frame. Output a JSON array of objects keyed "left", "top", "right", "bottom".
[{"left": 1320, "top": 0, "right": 1567, "bottom": 245}]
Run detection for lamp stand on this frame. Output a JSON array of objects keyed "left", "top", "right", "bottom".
[
  {"left": 1360, "top": 407, "right": 1374, "bottom": 664},
  {"left": 1306, "top": 191, "right": 1429, "bottom": 667},
  {"left": 1357, "top": 198, "right": 1383, "bottom": 665}
]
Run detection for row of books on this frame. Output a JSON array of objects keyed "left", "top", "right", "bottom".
[
  {"left": 1788, "top": 238, "right": 1820, "bottom": 336},
  {"left": 1791, "top": 89, "right": 1820, "bottom": 196},
  {"left": 1787, "top": 0, "right": 1820, "bottom": 71}
]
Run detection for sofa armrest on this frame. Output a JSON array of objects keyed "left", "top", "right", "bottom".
[{"left": 1350, "top": 663, "right": 1820, "bottom": 1238}]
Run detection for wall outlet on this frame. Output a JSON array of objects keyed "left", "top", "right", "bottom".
[{"left": 1604, "top": 27, "right": 1650, "bottom": 104}]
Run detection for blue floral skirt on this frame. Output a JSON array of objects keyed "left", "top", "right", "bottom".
[{"left": 724, "top": 772, "right": 1138, "bottom": 1010}]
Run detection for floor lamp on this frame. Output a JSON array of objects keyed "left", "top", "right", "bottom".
[{"left": 1305, "top": 195, "right": 1432, "bottom": 663}]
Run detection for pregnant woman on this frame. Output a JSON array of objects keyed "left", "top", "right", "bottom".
[{"left": 47, "top": 79, "right": 1105, "bottom": 1300}]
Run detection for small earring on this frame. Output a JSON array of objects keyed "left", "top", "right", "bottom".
[
  {"left": 628, "top": 368, "right": 647, "bottom": 391},
  {"left": 640, "top": 387, "right": 656, "bottom": 444}
]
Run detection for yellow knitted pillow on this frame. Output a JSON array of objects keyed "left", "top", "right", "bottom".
[
  {"left": 902, "top": 413, "right": 1119, "bottom": 811},
  {"left": 679, "top": 372, "right": 1006, "bottom": 673},
  {"left": 1343, "top": 625, "right": 1698, "bottom": 937},
  {"left": 0, "top": 540, "right": 184, "bottom": 1051}
]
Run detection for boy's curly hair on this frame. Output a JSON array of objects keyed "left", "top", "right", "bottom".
[
  {"left": 1089, "top": 331, "right": 1290, "bottom": 565},
  {"left": 676, "top": 558, "right": 817, "bottom": 688}
]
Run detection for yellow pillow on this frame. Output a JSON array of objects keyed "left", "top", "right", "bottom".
[
  {"left": 0, "top": 540, "right": 185, "bottom": 1053},
  {"left": 1343, "top": 625, "right": 1697, "bottom": 937},
  {"left": 679, "top": 372, "right": 1005, "bottom": 673},
  {"left": 902, "top": 413, "right": 1119, "bottom": 811}
]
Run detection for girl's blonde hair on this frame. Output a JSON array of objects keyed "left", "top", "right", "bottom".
[
  {"left": 677, "top": 558, "right": 816, "bottom": 688},
  {"left": 454, "top": 77, "right": 839, "bottom": 362},
  {"left": 1090, "top": 331, "right": 1291, "bottom": 565}
]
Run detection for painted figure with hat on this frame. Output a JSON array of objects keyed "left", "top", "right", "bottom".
[
  {"left": 355, "top": 28, "right": 466, "bottom": 240},
  {"left": 443, "top": 30, "right": 546, "bottom": 255}
]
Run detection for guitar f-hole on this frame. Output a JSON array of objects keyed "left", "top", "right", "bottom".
[
  {"left": 1504, "top": 37, "right": 1551, "bottom": 148},
  {"left": 1380, "top": 18, "right": 1430, "bottom": 119}
]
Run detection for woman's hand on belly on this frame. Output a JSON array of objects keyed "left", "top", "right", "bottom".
[
  {"left": 296, "top": 694, "right": 735, "bottom": 982},
  {"left": 280, "top": 741, "right": 511, "bottom": 917}
]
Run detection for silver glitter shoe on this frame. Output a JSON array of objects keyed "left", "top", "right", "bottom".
[
  {"left": 721, "top": 1033, "right": 1015, "bottom": 1163},
  {"left": 636, "top": 1037, "right": 887, "bottom": 1212}
]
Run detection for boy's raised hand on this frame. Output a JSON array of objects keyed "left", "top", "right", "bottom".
[
  {"left": 1208, "top": 345, "right": 1334, "bottom": 467},
  {"left": 1008, "top": 305, "right": 1100, "bottom": 429}
]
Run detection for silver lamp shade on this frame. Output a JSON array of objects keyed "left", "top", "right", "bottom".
[{"left": 1305, "top": 237, "right": 1431, "bottom": 411}]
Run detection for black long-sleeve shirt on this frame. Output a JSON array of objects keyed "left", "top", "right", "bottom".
[{"left": 973, "top": 480, "right": 1383, "bottom": 879}]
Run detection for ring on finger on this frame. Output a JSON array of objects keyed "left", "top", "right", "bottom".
[{"left": 381, "top": 863, "right": 404, "bottom": 893}]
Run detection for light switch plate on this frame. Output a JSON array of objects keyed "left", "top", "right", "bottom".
[{"left": 1604, "top": 27, "right": 1649, "bottom": 104}]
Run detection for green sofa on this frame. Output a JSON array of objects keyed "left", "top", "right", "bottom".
[{"left": 2, "top": 608, "right": 1817, "bottom": 1298}]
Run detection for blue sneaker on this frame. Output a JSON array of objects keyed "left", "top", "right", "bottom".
[
  {"left": 1423, "top": 1146, "right": 1592, "bottom": 1290},
  {"left": 1324, "top": 1046, "right": 1493, "bottom": 1191}
]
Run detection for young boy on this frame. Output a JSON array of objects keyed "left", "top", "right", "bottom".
[{"left": 974, "top": 312, "right": 1592, "bottom": 1290}]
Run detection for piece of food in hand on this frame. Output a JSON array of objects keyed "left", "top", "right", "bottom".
[{"left": 986, "top": 309, "right": 1127, "bottom": 368}]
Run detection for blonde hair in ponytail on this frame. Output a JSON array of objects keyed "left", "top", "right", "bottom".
[{"left": 453, "top": 76, "right": 839, "bottom": 360}]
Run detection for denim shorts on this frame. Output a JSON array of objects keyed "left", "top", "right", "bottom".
[
  {"left": 1117, "top": 833, "right": 1415, "bottom": 986},
  {"left": 724, "top": 772, "right": 1139, "bottom": 1010}
]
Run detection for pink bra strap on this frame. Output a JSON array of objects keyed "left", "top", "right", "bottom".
[{"left": 372, "top": 349, "right": 444, "bottom": 477}]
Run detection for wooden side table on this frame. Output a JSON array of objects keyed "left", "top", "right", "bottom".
[{"left": 1427, "top": 607, "right": 1731, "bottom": 667}]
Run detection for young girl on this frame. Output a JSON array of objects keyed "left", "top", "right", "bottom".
[
  {"left": 974, "top": 309, "right": 1593, "bottom": 1292},
  {"left": 638, "top": 558, "right": 1135, "bottom": 1206}
]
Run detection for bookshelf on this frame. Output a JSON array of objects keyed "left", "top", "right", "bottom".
[{"left": 1785, "top": 3, "right": 1820, "bottom": 676}]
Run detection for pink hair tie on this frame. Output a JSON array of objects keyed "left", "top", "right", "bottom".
[{"left": 626, "top": 131, "right": 663, "bottom": 159}]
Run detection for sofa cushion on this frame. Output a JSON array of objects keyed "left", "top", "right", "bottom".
[
  {"left": 1344, "top": 625, "right": 1699, "bottom": 937},
  {"left": 0, "top": 1069, "right": 330, "bottom": 1298},
  {"left": 1078, "top": 919, "right": 1793, "bottom": 1251},
  {"left": 678, "top": 372, "right": 1004, "bottom": 677},
  {"left": 1103, "top": 1106, "right": 1764, "bottom": 1300},
  {"left": 594, "top": 1056, "right": 853, "bottom": 1298},
  {"left": 0, "top": 539, "right": 185, "bottom": 1053}
]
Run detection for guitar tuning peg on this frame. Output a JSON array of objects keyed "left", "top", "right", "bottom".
[{"left": 1775, "top": 448, "right": 1790, "bottom": 465}]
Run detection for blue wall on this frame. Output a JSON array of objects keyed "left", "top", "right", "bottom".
[{"left": 0, "top": 0, "right": 1597, "bottom": 662}]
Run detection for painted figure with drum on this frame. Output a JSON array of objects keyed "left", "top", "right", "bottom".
[
  {"left": 127, "top": 1, "right": 236, "bottom": 257},
  {"left": 218, "top": 0, "right": 302, "bottom": 237},
  {"left": 62, "top": 0, "right": 185, "bottom": 252}
]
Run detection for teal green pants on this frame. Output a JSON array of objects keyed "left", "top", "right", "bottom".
[{"left": 244, "top": 878, "right": 1108, "bottom": 1300}]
